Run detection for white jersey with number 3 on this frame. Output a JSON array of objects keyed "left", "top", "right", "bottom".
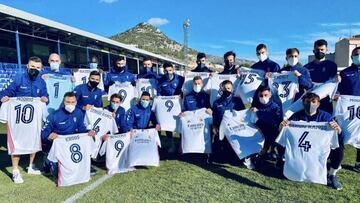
[
  {"left": 0, "top": 97, "right": 47, "bottom": 155},
  {"left": 152, "top": 96, "right": 181, "bottom": 132},
  {"left": 47, "top": 133, "right": 96, "bottom": 187},
  {"left": 276, "top": 121, "right": 339, "bottom": 185}
]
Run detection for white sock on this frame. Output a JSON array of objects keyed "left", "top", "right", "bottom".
[
  {"left": 28, "top": 164, "right": 33, "bottom": 168},
  {"left": 13, "top": 169, "right": 20, "bottom": 174},
  {"left": 329, "top": 167, "right": 340, "bottom": 176},
  {"left": 356, "top": 162, "right": 360, "bottom": 165}
]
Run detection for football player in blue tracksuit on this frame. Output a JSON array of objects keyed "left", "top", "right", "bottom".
[
  {"left": 338, "top": 46, "right": 360, "bottom": 173},
  {"left": 280, "top": 48, "right": 313, "bottom": 100},
  {"left": 105, "top": 93, "right": 128, "bottom": 133},
  {"left": 191, "top": 52, "right": 212, "bottom": 73},
  {"left": 0, "top": 56, "right": 49, "bottom": 183},
  {"left": 212, "top": 80, "right": 245, "bottom": 164},
  {"left": 103, "top": 57, "right": 136, "bottom": 87},
  {"left": 304, "top": 39, "right": 339, "bottom": 114},
  {"left": 280, "top": 92, "right": 343, "bottom": 190},
  {"left": 126, "top": 91, "right": 160, "bottom": 131},
  {"left": 182, "top": 76, "right": 211, "bottom": 111},
  {"left": 251, "top": 44, "right": 280, "bottom": 73},
  {"left": 156, "top": 62, "right": 184, "bottom": 153},
  {"left": 41, "top": 53, "right": 72, "bottom": 76},
  {"left": 41, "top": 92, "right": 96, "bottom": 175},
  {"left": 220, "top": 51, "right": 238, "bottom": 74},
  {"left": 137, "top": 58, "right": 159, "bottom": 79},
  {"left": 74, "top": 70, "right": 103, "bottom": 111}
]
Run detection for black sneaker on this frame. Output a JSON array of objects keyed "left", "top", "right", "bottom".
[
  {"left": 90, "top": 167, "right": 97, "bottom": 175},
  {"left": 327, "top": 175, "right": 343, "bottom": 190},
  {"left": 354, "top": 163, "right": 360, "bottom": 173}
]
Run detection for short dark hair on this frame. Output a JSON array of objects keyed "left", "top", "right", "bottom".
[
  {"left": 163, "top": 62, "right": 173, "bottom": 69},
  {"left": 115, "top": 56, "right": 125, "bottom": 62},
  {"left": 302, "top": 92, "right": 320, "bottom": 102},
  {"left": 314, "top": 39, "right": 328, "bottom": 48},
  {"left": 192, "top": 76, "right": 203, "bottom": 82},
  {"left": 197, "top": 52, "right": 206, "bottom": 60},
  {"left": 221, "top": 80, "right": 233, "bottom": 88},
  {"left": 141, "top": 91, "right": 151, "bottom": 98},
  {"left": 63, "top": 91, "right": 76, "bottom": 99},
  {"left": 89, "top": 70, "right": 101, "bottom": 78},
  {"left": 110, "top": 93, "right": 122, "bottom": 102},
  {"left": 256, "top": 44, "right": 267, "bottom": 51},
  {"left": 143, "top": 57, "right": 152, "bottom": 62},
  {"left": 352, "top": 47, "right": 360, "bottom": 55},
  {"left": 28, "top": 56, "right": 42, "bottom": 64},
  {"left": 286, "top": 48, "right": 300, "bottom": 56},
  {"left": 224, "top": 51, "right": 236, "bottom": 60},
  {"left": 258, "top": 85, "right": 271, "bottom": 93}
]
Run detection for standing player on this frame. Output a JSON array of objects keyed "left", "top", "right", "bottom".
[
  {"left": 137, "top": 58, "right": 158, "bottom": 79},
  {"left": 280, "top": 93, "right": 343, "bottom": 190},
  {"left": 220, "top": 51, "right": 237, "bottom": 74},
  {"left": 74, "top": 71, "right": 103, "bottom": 111},
  {"left": 104, "top": 57, "right": 136, "bottom": 88},
  {"left": 337, "top": 46, "right": 360, "bottom": 172},
  {"left": 182, "top": 76, "right": 211, "bottom": 112},
  {"left": 304, "top": 39, "right": 340, "bottom": 114},
  {"left": 41, "top": 53, "right": 72, "bottom": 76},
  {"left": 0, "top": 56, "right": 49, "bottom": 183},
  {"left": 251, "top": 44, "right": 280, "bottom": 74},
  {"left": 156, "top": 62, "right": 184, "bottom": 153},
  {"left": 192, "top": 53, "right": 212, "bottom": 72}
]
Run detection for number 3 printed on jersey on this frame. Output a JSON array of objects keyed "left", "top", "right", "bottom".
[{"left": 272, "top": 81, "right": 291, "bottom": 98}]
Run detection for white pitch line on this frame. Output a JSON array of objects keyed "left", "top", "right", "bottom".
[{"left": 63, "top": 174, "right": 112, "bottom": 203}]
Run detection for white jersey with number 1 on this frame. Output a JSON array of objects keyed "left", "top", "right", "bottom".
[
  {"left": 136, "top": 78, "right": 157, "bottom": 98},
  {"left": 73, "top": 68, "right": 104, "bottom": 90}
]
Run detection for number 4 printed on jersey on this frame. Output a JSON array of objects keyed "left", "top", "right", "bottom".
[{"left": 298, "top": 131, "right": 311, "bottom": 152}]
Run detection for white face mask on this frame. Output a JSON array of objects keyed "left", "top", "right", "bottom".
[
  {"left": 259, "top": 97, "right": 270, "bottom": 105},
  {"left": 257, "top": 54, "right": 268, "bottom": 62},
  {"left": 65, "top": 104, "right": 76, "bottom": 113},
  {"left": 50, "top": 62, "right": 60, "bottom": 71},
  {"left": 111, "top": 102, "right": 120, "bottom": 111},
  {"left": 287, "top": 57, "right": 298, "bottom": 67},
  {"left": 352, "top": 55, "right": 360, "bottom": 65},
  {"left": 193, "top": 84, "right": 202, "bottom": 93}
]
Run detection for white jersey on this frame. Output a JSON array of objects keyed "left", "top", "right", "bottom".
[
  {"left": 99, "top": 133, "right": 135, "bottom": 175},
  {"left": 152, "top": 95, "right": 181, "bottom": 132},
  {"left": 182, "top": 72, "right": 210, "bottom": 96},
  {"left": 136, "top": 78, "right": 157, "bottom": 98},
  {"left": 180, "top": 108, "right": 213, "bottom": 154},
  {"left": 128, "top": 128, "right": 161, "bottom": 167},
  {"left": 276, "top": 121, "right": 339, "bottom": 185},
  {"left": 334, "top": 95, "right": 360, "bottom": 148},
  {"left": 73, "top": 68, "right": 105, "bottom": 90},
  {"left": 234, "top": 67, "right": 265, "bottom": 104},
  {"left": 47, "top": 133, "right": 96, "bottom": 187},
  {"left": 284, "top": 79, "right": 339, "bottom": 119},
  {"left": 219, "top": 109, "right": 264, "bottom": 159},
  {"left": 108, "top": 82, "right": 136, "bottom": 112},
  {"left": 203, "top": 74, "right": 239, "bottom": 106},
  {"left": 269, "top": 71, "right": 299, "bottom": 112},
  {"left": 0, "top": 97, "right": 47, "bottom": 155}
]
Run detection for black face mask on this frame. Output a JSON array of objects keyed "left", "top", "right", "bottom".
[
  {"left": 88, "top": 80, "right": 99, "bottom": 89},
  {"left": 225, "top": 60, "right": 234, "bottom": 69},
  {"left": 28, "top": 68, "right": 40, "bottom": 80},
  {"left": 314, "top": 51, "right": 326, "bottom": 60},
  {"left": 222, "top": 90, "right": 232, "bottom": 98},
  {"left": 164, "top": 73, "right": 174, "bottom": 81},
  {"left": 115, "top": 65, "right": 125, "bottom": 72}
]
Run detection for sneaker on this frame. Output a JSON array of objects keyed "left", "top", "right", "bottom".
[
  {"left": 27, "top": 165, "right": 42, "bottom": 175},
  {"left": 244, "top": 157, "right": 255, "bottom": 170},
  {"left": 327, "top": 175, "right": 343, "bottom": 190},
  {"left": 12, "top": 170, "right": 24, "bottom": 184},
  {"left": 354, "top": 163, "right": 360, "bottom": 173},
  {"left": 90, "top": 167, "right": 97, "bottom": 175}
]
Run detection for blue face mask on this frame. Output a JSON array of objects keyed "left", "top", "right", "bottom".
[
  {"left": 111, "top": 102, "right": 120, "bottom": 111},
  {"left": 352, "top": 55, "right": 360, "bottom": 65},
  {"left": 140, "top": 99, "right": 150, "bottom": 108},
  {"left": 89, "top": 63, "right": 98, "bottom": 69}
]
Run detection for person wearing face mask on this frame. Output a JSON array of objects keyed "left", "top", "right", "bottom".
[
  {"left": 41, "top": 53, "right": 72, "bottom": 77},
  {"left": 126, "top": 91, "right": 160, "bottom": 132},
  {"left": 212, "top": 80, "right": 245, "bottom": 163},
  {"left": 280, "top": 48, "right": 313, "bottom": 100},
  {"left": 251, "top": 44, "right": 280, "bottom": 74},
  {"left": 104, "top": 57, "right": 136, "bottom": 88},
  {"left": 337, "top": 46, "right": 360, "bottom": 173},
  {"left": 104, "top": 93, "right": 128, "bottom": 133},
  {"left": 192, "top": 52, "right": 212, "bottom": 72},
  {"left": 250, "top": 86, "right": 282, "bottom": 168},
  {"left": 220, "top": 51, "right": 238, "bottom": 74},
  {"left": 41, "top": 92, "right": 96, "bottom": 175},
  {"left": 74, "top": 71, "right": 103, "bottom": 111},
  {"left": 304, "top": 39, "right": 339, "bottom": 114},
  {"left": 137, "top": 58, "right": 159, "bottom": 79},
  {"left": 280, "top": 92, "right": 344, "bottom": 190},
  {"left": 182, "top": 76, "right": 211, "bottom": 112}
]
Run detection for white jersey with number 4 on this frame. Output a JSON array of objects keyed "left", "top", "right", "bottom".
[
  {"left": 152, "top": 95, "right": 181, "bottom": 132},
  {"left": 128, "top": 128, "right": 161, "bottom": 167},
  {"left": 234, "top": 67, "right": 265, "bottom": 104},
  {"left": 47, "top": 133, "right": 96, "bottom": 187},
  {"left": 108, "top": 82, "right": 136, "bottom": 112},
  {"left": 219, "top": 109, "right": 264, "bottom": 159},
  {"left": 334, "top": 95, "right": 360, "bottom": 148},
  {"left": 269, "top": 71, "right": 299, "bottom": 112},
  {"left": 276, "top": 121, "right": 339, "bottom": 185},
  {"left": 99, "top": 133, "right": 135, "bottom": 175},
  {"left": 180, "top": 108, "right": 213, "bottom": 154},
  {"left": 203, "top": 74, "right": 238, "bottom": 106},
  {"left": 73, "top": 68, "right": 104, "bottom": 90},
  {"left": 0, "top": 97, "right": 47, "bottom": 155}
]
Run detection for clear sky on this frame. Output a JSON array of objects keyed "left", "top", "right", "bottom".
[{"left": 1, "top": 0, "right": 360, "bottom": 65}]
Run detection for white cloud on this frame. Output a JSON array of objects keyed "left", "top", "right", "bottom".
[
  {"left": 206, "top": 44, "right": 225, "bottom": 49},
  {"left": 99, "top": 0, "right": 118, "bottom": 3},
  {"left": 225, "top": 40, "right": 258, "bottom": 46},
  {"left": 147, "top": 18, "right": 169, "bottom": 26},
  {"left": 319, "top": 22, "right": 360, "bottom": 27}
]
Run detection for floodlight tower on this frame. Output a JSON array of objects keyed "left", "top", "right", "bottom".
[{"left": 183, "top": 19, "right": 190, "bottom": 65}]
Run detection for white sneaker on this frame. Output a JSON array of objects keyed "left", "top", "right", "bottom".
[
  {"left": 27, "top": 165, "right": 42, "bottom": 175},
  {"left": 12, "top": 171, "right": 24, "bottom": 184},
  {"left": 244, "top": 158, "right": 255, "bottom": 170}
]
